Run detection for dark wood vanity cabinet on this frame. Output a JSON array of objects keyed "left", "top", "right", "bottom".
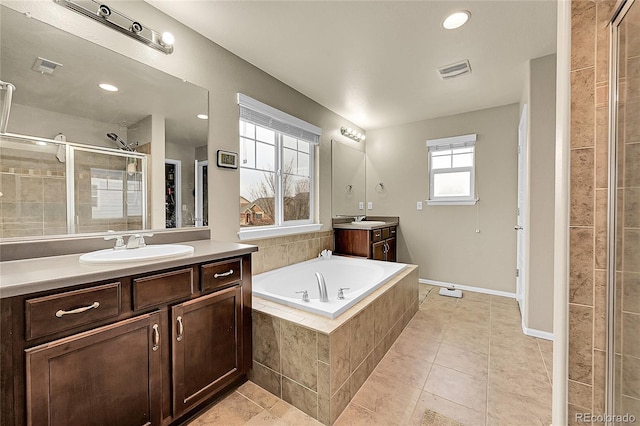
[
  {"left": 334, "top": 226, "right": 397, "bottom": 262},
  {"left": 1, "top": 253, "right": 253, "bottom": 426}
]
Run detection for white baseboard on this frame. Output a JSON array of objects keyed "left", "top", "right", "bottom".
[
  {"left": 419, "top": 278, "right": 517, "bottom": 299},
  {"left": 522, "top": 322, "right": 554, "bottom": 341}
]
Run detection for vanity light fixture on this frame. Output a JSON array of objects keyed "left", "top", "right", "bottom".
[
  {"left": 340, "top": 127, "right": 366, "bottom": 142},
  {"left": 98, "top": 83, "right": 118, "bottom": 92},
  {"left": 53, "top": 0, "right": 175, "bottom": 54},
  {"left": 442, "top": 11, "right": 471, "bottom": 30},
  {"left": 197, "top": 114, "right": 209, "bottom": 120}
]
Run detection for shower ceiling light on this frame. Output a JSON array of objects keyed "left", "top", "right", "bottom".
[
  {"left": 341, "top": 126, "right": 366, "bottom": 142},
  {"left": 443, "top": 11, "right": 471, "bottom": 30},
  {"left": 54, "top": 0, "right": 175, "bottom": 54},
  {"left": 98, "top": 83, "right": 118, "bottom": 92}
]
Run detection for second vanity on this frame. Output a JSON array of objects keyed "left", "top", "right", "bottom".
[
  {"left": 333, "top": 216, "right": 399, "bottom": 262},
  {"left": 0, "top": 238, "right": 257, "bottom": 426}
]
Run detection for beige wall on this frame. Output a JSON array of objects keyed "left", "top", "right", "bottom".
[
  {"left": 526, "top": 54, "right": 557, "bottom": 334},
  {"left": 365, "top": 104, "right": 519, "bottom": 293},
  {"left": 3, "top": 1, "right": 364, "bottom": 242}
]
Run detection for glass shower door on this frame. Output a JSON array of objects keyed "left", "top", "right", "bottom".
[{"left": 609, "top": 0, "right": 640, "bottom": 422}]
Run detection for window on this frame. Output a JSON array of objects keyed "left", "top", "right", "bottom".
[
  {"left": 237, "top": 94, "right": 321, "bottom": 238},
  {"left": 426, "top": 133, "right": 477, "bottom": 205}
]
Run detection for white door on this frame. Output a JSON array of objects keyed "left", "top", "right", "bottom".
[
  {"left": 516, "top": 105, "right": 528, "bottom": 316},
  {"left": 195, "top": 160, "right": 208, "bottom": 227}
]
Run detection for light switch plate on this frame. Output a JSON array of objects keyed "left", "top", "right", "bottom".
[
  {"left": 359, "top": 201, "right": 364, "bottom": 210},
  {"left": 367, "top": 201, "right": 373, "bottom": 210},
  {"left": 417, "top": 201, "right": 423, "bottom": 210}
]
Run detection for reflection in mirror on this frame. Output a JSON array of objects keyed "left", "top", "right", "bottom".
[
  {"left": 331, "top": 140, "right": 366, "bottom": 217},
  {"left": 0, "top": 5, "right": 208, "bottom": 239}
]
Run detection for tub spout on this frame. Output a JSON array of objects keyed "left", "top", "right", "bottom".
[{"left": 315, "top": 272, "right": 329, "bottom": 302}]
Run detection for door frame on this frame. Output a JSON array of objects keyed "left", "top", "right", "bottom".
[
  {"left": 165, "top": 159, "right": 182, "bottom": 228},
  {"left": 195, "top": 160, "right": 208, "bottom": 227}
]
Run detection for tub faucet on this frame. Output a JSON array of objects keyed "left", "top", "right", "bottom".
[{"left": 315, "top": 272, "right": 329, "bottom": 302}]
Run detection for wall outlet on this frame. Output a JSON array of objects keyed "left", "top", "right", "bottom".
[
  {"left": 367, "top": 201, "right": 373, "bottom": 210},
  {"left": 359, "top": 201, "right": 364, "bottom": 210},
  {"left": 417, "top": 201, "right": 423, "bottom": 210},
  {"left": 182, "top": 204, "right": 187, "bottom": 212}
]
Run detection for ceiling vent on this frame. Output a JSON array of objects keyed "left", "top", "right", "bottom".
[
  {"left": 437, "top": 59, "right": 471, "bottom": 80},
  {"left": 32, "top": 57, "right": 63, "bottom": 75}
]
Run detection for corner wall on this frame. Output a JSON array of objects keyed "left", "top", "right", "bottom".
[{"left": 365, "top": 104, "right": 519, "bottom": 294}]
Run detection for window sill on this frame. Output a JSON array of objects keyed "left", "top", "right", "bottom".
[
  {"left": 427, "top": 199, "right": 478, "bottom": 206},
  {"left": 238, "top": 223, "right": 323, "bottom": 241}
]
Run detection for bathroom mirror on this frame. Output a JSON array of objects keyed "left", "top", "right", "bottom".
[
  {"left": 0, "top": 6, "right": 208, "bottom": 238},
  {"left": 331, "top": 140, "right": 366, "bottom": 217}
]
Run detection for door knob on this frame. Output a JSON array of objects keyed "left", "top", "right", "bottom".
[{"left": 514, "top": 226, "right": 523, "bottom": 230}]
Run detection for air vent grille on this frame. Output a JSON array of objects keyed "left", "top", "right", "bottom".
[
  {"left": 32, "top": 57, "right": 63, "bottom": 75},
  {"left": 437, "top": 59, "right": 471, "bottom": 80}
]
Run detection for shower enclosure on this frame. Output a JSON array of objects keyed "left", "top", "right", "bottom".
[
  {"left": 607, "top": 0, "right": 640, "bottom": 422},
  {"left": 0, "top": 133, "right": 147, "bottom": 238}
]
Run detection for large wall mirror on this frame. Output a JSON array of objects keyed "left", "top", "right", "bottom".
[
  {"left": 0, "top": 5, "right": 208, "bottom": 239},
  {"left": 331, "top": 140, "right": 366, "bottom": 217}
]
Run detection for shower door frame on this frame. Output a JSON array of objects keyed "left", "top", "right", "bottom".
[{"left": 606, "top": 0, "right": 636, "bottom": 421}]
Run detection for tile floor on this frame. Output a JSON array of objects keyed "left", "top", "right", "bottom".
[{"left": 189, "top": 284, "right": 553, "bottom": 426}]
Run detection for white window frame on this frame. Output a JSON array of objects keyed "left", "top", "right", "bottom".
[
  {"left": 237, "top": 94, "right": 322, "bottom": 240},
  {"left": 426, "top": 133, "right": 478, "bottom": 206}
]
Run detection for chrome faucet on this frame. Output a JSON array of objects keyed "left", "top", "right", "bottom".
[
  {"left": 126, "top": 233, "right": 153, "bottom": 249},
  {"left": 315, "top": 272, "right": 329, "bottom": 302}
]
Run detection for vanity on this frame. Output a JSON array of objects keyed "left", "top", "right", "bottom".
[
  {"left": 333, "top": 216, "right": 399, "bottom": 262},
  {"left": 0, "top": 239, "right": 257, "bottom": 426}
]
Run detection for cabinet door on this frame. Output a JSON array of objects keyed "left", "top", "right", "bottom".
[
  {"left": 26, "top": 312, "right": 162, "bottom": 426},
  {"left": 372, "top": 240, "right": 386, "bottom": 261},
  {"left": 172, "top": 285, "right": 243, "bottom": 416},
  {"left": 386, "top": 237, "right": 397, "bottom": 262}
]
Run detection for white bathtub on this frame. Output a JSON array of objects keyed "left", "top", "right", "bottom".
[{"left": 253, "top": 256, "right": 407, "bottom": 319}]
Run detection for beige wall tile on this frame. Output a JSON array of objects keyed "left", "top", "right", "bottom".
[
  {"left": 569, "top": 303, "right": 594, "bottom": 384},
  {"left": 281, "top": 321, "right": 318, "bottom": 391},
  {"left": 568, "top": 379, "right": 593, "bottom": 410},
  {"left": 571, "top": 0, "right": 596, "bottom": 70},
  {"left": 373, "top": 289, "right": 394, "bottom": 345},
  {"left": 620, "top": 395, "right": 640, "bottom": 420},
  {"left": 318, "top": 332, "right": 329, "bottom": 363},
  {"left": 570, "top": 148, "right": 595, "bottom": 225},
  {"left": 262, "top": 244, "right": 290, "bottom": 272},
  {"left": 596, "top": 1, "right": 617, "bottom": 83},
  {"left": 594, "top": 270, "right": 607, "bottom": 351},
  {"left": 329, "top": 324, "right": 350, "bottom": 395},
  {"left": 348, "top": 353, "right": 375, "bottom": 398},
  {"left": 625, "top": 101, "right": 640, "bottom": 143},
  {"left": 349, "top": 305, "right": 374, "bottom": 371},
  {"left": 595, "top": 107, "right": 609, "bottom": 190},
  {"left": 570, "top": 227, "right": 595, "bottom": 306},
  {"left": 622, "top": 313, "right": 640, "bottom": 357},
  {"left": 317, "top": 395, "right": 329, "bottom": 425},
  {"left": 253, "top": 311, "right": 281, "bottom": 373},
  {"left": 594, "top": 190, "right": 608, "bottom": 270},
  {"left": 625, "top": 143, "right": 640, "bottom": 187},
  {"left": 249, "top": 361, "right": 282, "bottom": 399},
  {"left": 623, "top": 272, "right": 640, "bottom": 314},
  {"left": 329, "top": 382, "right": 350, "bottom": 425},
  {"left": 622, "top": 355, "right": 640, "bottom": 399},
  {"left": 593, "top": 349, "right": 606, "bottom": 414},
  {"left": 287, "top": 240, "right": 311, "bottom": 265},
  {"left": 571, "top": 69, "right": 596, "bottom": 149},
  {"left": 281, "top": 377, "right": 318, "bottom": 420},
  {"left": 623, "top": 229, "right": 640, "bottom": 273},
  {"left": 317, "top": 361, "right": 330, "bottom": 399}
]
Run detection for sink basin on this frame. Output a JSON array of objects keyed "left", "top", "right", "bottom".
[
  {"left": 350, "top": 220, "right": 386, "bottom": 226},
  {"left": 79, "top": 244, "right": 194, "bottom": 264}
]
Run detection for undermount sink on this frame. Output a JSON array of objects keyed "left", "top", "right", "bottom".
[
  {"left": 79, "top": 244, "right": 194, "bottom": 264},
  {"left": 350, "top": 220, "right": 386, "bottom": 226}
]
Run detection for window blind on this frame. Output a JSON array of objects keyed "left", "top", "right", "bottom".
[
  {"left": 426, "top": 133, "right": 477, "bottom": 151},
  {"left": 237, "top": 93, "right": 322, "bottom": 145}
]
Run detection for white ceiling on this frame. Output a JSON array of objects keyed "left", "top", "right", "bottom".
[{"left": 147, "top": 0, "right": 557, "bottom": 130}]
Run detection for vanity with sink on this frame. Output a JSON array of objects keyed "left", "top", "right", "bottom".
[
  {"left": 0, "top": 238, "right": 257, "bottom": 426},
  {"left": 332, "top": 216, "right": 399, "bottom": 262}
]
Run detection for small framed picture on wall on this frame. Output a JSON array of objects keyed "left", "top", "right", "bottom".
[{"left": 217, "top": 150, "right": 238, "bottom": 169}]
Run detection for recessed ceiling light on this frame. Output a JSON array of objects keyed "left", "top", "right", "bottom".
[
  {"left": 197, "top": 114, "right": 208, "bottom": 120},
  {"left": 98, "top": 83, "right": 118, "bottom": 92},
  {"left": 443, "top": 11, "right": 470, "bottom": 30},
  {"left": 36, "top": 141, "right": 48, "bottom": 146}
]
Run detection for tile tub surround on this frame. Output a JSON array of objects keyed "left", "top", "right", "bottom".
[
  {"left": 244, "top": 231, "right": 334, "bottom": 275},
  {"left": 249, "top": 265, "right": 419, "bottom": 425}
]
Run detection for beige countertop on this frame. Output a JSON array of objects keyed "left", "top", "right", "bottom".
[
  {"left": 332, "top": 220, "right": 399, "bottom": 231},
  {"left": 0, "top": 240, "right": 257, "bottom": 298}
]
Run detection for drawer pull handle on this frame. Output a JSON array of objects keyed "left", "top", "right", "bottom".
[
  {"left": 152, "top": 324, "right": 160, "bottom": 351},
  {"left": 55, "top": 302, "right": 100, "bottom": 318},
  {"left": 176, "top": 316, "right": 184, "bottom": 342},
  {"left": 214, "top": 269, "right": 234, "bottom": 279}
]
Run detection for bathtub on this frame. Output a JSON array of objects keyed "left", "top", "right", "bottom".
[{"left": 253, "top": 256, "right": 407, "bottom": 318}]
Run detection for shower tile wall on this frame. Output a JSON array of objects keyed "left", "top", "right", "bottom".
[
  {"left": 0, "top": 142, "right": 143, "bottom": 238},
  {"left": 0, "top": 144, "right": 67, "bottom": 238},
  {"left": 568, "top": 0, "right": 616, "bottom": 422},
  {"left": 570, "top": 0, "right": 640, "bottom": 422}
]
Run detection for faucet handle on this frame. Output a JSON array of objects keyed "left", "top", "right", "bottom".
[
  {"left": 104, "top": 233, "right": 125, "bottom": 250},
  {"left": 137, "top": 233, "right": 154, "bottom": 247},
  {"left": 295, "top": 290, "right": 310, "bottom": 302},
  {"left": 337, "top": 288, "right": 350, "bottom": 300}
]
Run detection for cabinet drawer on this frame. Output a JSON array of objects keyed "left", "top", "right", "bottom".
[
  {"left": 372, "top": 228, "right": 383, "bottom": 242},
  {"left": 133, "top": 267, "right": 194, "bottom": 311},
  {"left": 26, "top": 282, "right": 121, "bottom": 340},
  {"left": 382, "top": 227, "right": 391, "bottom": 239},
  {"left": 201, "top": 258, "right": 242, "bottom": 292}
]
